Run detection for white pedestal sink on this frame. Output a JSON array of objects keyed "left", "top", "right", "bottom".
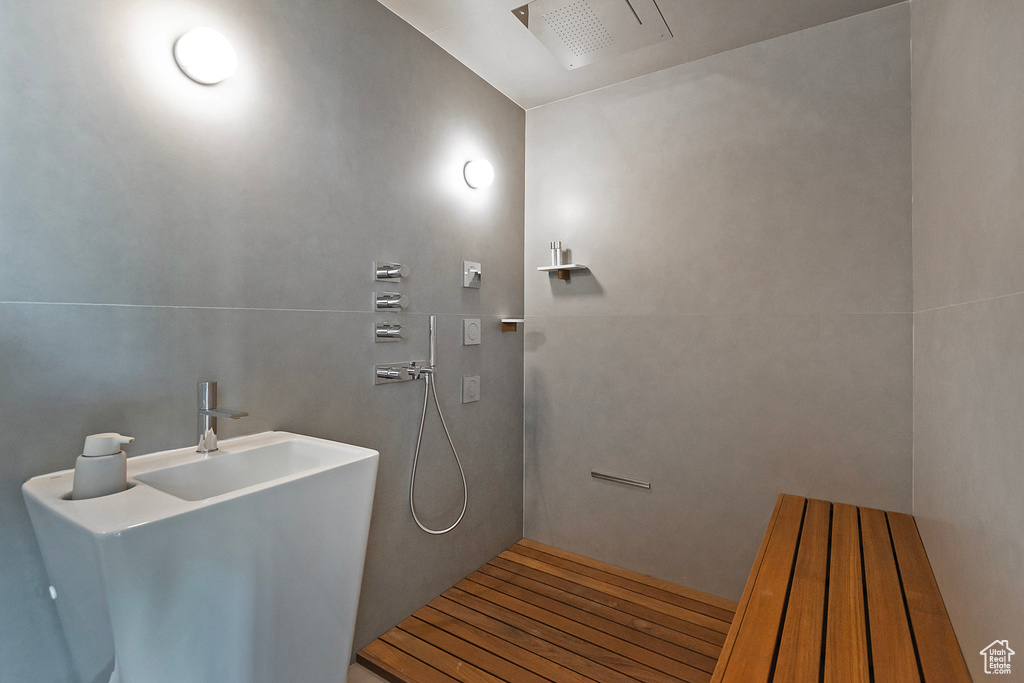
[{"left": 23, "top": 432, "right": 379, "bottom": 683}]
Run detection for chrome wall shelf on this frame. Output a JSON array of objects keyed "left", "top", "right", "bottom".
[{"left": 539, "top": 241, "right": 586, "bottom": 279}]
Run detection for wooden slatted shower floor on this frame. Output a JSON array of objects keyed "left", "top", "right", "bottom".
[{"left": 357, "top": 539, "right": 738, "bottom": 683}]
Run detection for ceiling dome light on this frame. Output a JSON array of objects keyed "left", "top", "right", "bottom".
[
  {"left": 464, "top": 159, "right": 494, "bottom": 189},
  {"left": 173, "top": 27, "right": 238, "bottom": 85}
]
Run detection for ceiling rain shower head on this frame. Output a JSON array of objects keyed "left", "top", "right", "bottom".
[{"left": 512, "top": 0, "right": 671, "bottom": 70}]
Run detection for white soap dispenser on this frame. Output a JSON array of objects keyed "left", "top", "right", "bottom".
[{"left": 72, "top": 433, "right": 134, "bottom": 500}]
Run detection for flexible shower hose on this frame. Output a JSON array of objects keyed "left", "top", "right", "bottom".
[{"left": 410, "top": 370, "right": 467, "bottom": 535}]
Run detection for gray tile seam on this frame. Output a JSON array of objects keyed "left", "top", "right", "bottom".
[
  {"left": 522, "top": 311, "right": 914, "bottom": 318},
  {"left": 0, "top": 301, "right": 515, "bottom": 316}
]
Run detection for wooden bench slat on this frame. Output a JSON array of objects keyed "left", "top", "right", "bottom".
[
  {"left": 825, "top": 502, "right": 870, "bottom": 683},
  {"left": 888, "top": 511, "right": 972, "bottom": 683},
  {"left": 710, "top": 493, "right": 790, "bottom": 683},
  {"left": 714, "top": 495, "right": 970, "bottom": 683},
  {"left": 773, "top": 497, "right": 831, "bottom": 683},
  {"left": 861, "top": 507, "right": 921, "bottom": 682},
  {"left": 716, "top": 494, "right": 807, "bottom": 683}
]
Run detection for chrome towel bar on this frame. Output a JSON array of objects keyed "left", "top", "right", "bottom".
[{"left": 590, "top": 471, "right": 651, "bottom": 489}]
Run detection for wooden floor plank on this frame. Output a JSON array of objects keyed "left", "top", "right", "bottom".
[
  {"left": 824, "top": 503, "right": 870, "bottom": 683},
  {"left": 717, "top": 493, "right": 806, "bottom": 683},
  {"left": 381, "top": 627, "right": 504, "bottom": 683},
  {"left": 501, "top": 549, "right": 732, "bottom": 635},
  {"left": 461, "top": 574, "right": 709, "bottom": 683},
  {"left": 415, "top": 605, "right": 596, "bottom": 683},
  {"left": 478, "top": 563, "right": 720, "bottom": 673},
  {"left": 773, "top": 498, "right": 831, "bottom": 683},
  {"left": 491, "top": 555, "right": 727, "bottom": 652},
  {"left": 515, "top": 539, "right": 738, "bottom": 619},
  {"left": 358, "top": 638, "right": 458, "bottom": 683},
  {"left": 359, "top": 539, "right": 737, "bottom": 683},
  {"left": 399, "top": 615, "right": 551, "bottom": 683},
  {"left": 445, "top": 585, "right": 662, "bottom": 683},
  {"left": 861, "top": 507, "right": 921, "bottom": 682},
  {"left": 431, "top": 593, "right": 632, "bottom": 683},
  {"left": 888, "top": 512, "right": 972, "bottom": 683}
]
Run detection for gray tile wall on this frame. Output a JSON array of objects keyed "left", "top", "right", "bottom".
[
  {"left": 911, "top": 0, "right": 1024, "bottom": 675},
  {"left": 524, "top": 4, "right": 913, "bottom": 601},
  {"left": 0, "top": 0, "right": 524, "bottom": 680}
]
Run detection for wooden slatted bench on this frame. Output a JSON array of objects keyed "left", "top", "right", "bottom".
[{"left": 712, "top": 494, "right": 971, "bottom": 683}]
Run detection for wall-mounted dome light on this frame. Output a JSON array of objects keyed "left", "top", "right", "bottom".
[
  {"left": 173, "top": 27, "right": 238, "bottom": 85},
  {"left": 464, "top": 159, "right": 495, "bottom": 189}
]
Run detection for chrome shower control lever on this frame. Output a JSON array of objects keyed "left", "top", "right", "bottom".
[
  {"left": 376, "top": 366, "right": 411, "bottom": 381},
  {"left": 374, "top": 360, "right": 429, "bottom": 385},
  {"left": 374, "top": 262, "right": 409, "bottom": 281},
  {"left": 375, "top": 323, "right": 403, "bottom": 342},
  {"left": 375, "top": 292, "right": 408, "bottom": 310},
  {"left": 462, "top": 261, "right": 482, "bottom": 289}
]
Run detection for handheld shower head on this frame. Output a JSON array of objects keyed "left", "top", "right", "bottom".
[
  {"left": 410, "top": 313, "right": 468, "bottom": 535},
  {"left": 429, "top": 315, "right": 437, "bottom": 368}
]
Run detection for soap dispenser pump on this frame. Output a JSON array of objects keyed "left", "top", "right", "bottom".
[{"left": 72, "top": 433, "right": 134, "bottom": 500}]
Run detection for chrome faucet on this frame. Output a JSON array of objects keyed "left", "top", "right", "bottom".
[{"left": 197, "top": 381, "right": 248, "bottom": 453}]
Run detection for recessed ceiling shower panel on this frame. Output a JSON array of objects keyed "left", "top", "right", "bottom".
[{"left": 512, "top": 0, "right": 671, "bottom": 70}]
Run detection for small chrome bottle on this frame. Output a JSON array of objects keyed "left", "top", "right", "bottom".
[{"left": 550, "top": 241, "right": 563, "bottom": 266}]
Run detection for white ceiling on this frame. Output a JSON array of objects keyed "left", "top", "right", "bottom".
[{"left": 377, "top": 0, "right": 905, "bottom": 109}]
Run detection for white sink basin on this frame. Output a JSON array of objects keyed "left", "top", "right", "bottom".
[
  {"left": 23, "top": 431, "right": 378, "bottom": 683},
  {"left": 136, "top": 437, "right": 347, "bottom": 501}
]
